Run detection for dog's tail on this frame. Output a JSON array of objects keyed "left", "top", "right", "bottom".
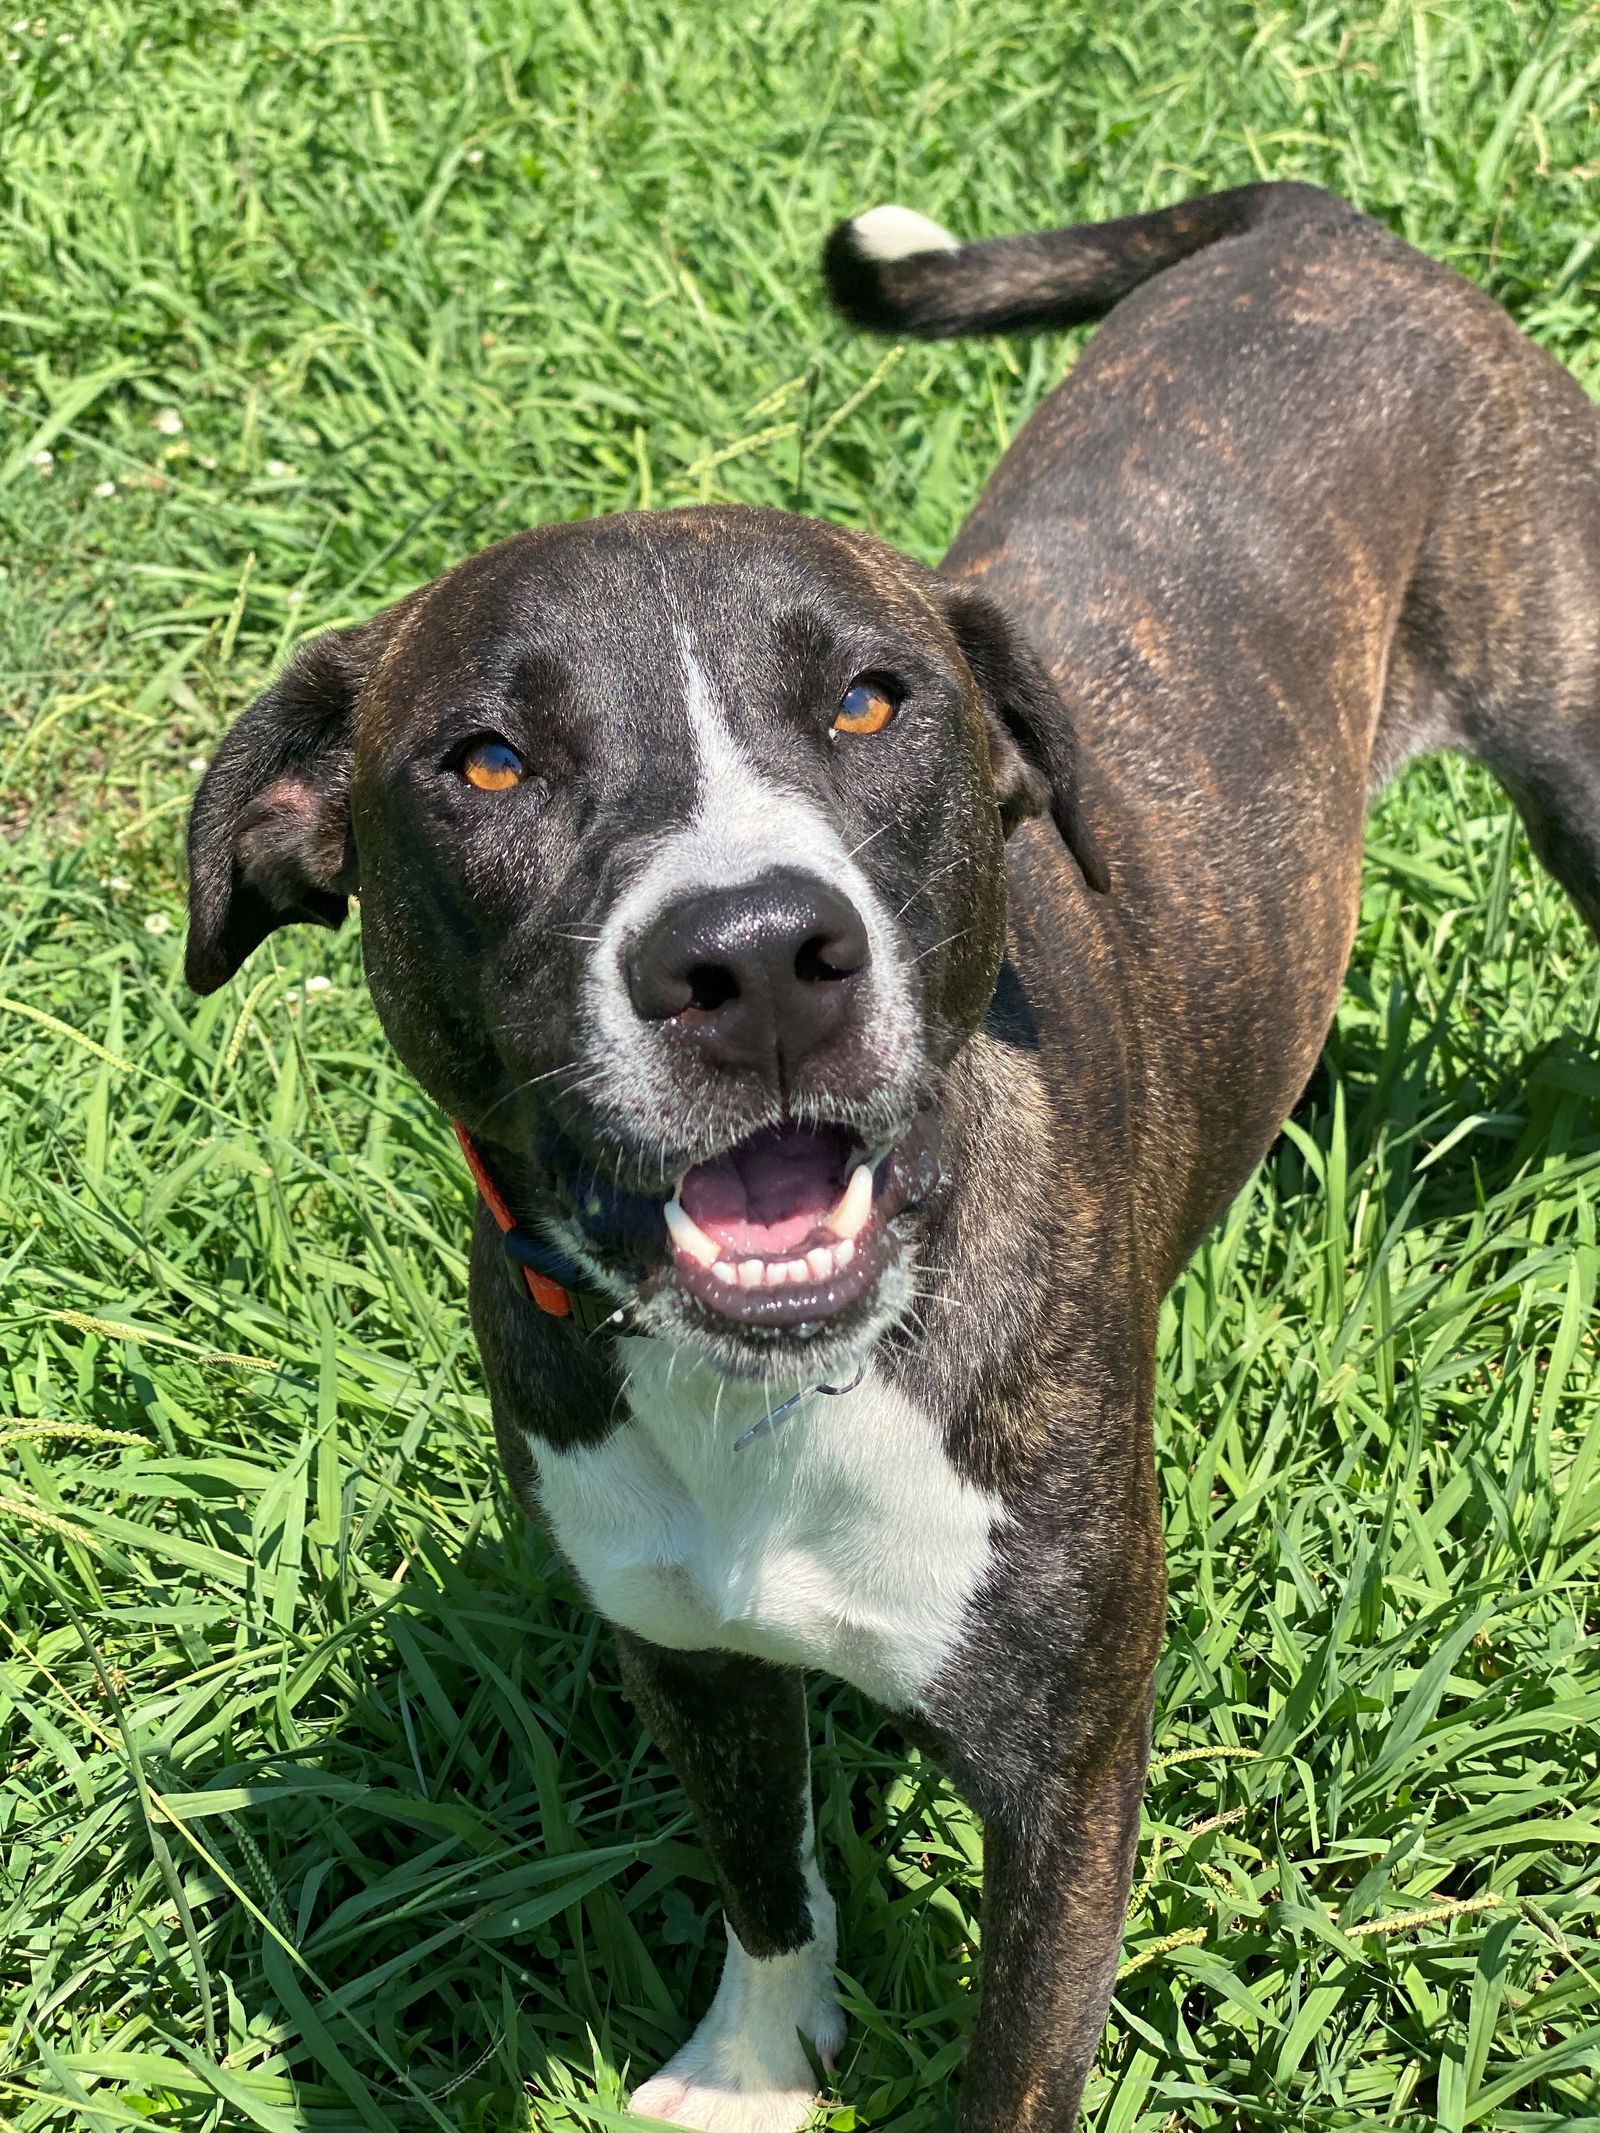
[{"left": 822, "top": 181, "right": 1361, "bottom": 339}]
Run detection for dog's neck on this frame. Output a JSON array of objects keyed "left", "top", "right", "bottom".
[{"left": 879, "top": 1025, "right": 1064, "bottom": 1429}]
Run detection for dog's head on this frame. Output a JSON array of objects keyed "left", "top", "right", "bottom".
[{"left": 187, "top": 506, "right": 1101, "bottom": 1378}]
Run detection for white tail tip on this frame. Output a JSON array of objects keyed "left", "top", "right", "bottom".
[{"left": 846, "top": 204, "right": 962, "bottom": 263}]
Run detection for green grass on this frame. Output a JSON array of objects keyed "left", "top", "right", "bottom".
[{"left": 3, "top": 1, "right": 1600, "bottom": 2126}]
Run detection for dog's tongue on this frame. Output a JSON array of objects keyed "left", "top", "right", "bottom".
[{"left": 679, "top": 1123, "right": 856, "bottom": 1257}]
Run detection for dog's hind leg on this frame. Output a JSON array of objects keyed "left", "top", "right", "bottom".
[
  {"left": 1481, "top": 742, "right": 1600, "bottom": 941},
  {"left": 1369, "top": 334, "right": 1600, "bottom": 942},
  {"left": 1378, "top": 614, "right": 1600, "bottom": 943},
  {"left": 1375, "top": 698, "right": 1600, "bottom": 957},
  {"left": 617, "top": 1636, "right": 844, "bottom": 2133}
]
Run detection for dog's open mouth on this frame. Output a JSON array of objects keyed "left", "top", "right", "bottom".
[{"left": 658, "top": 1120, "right": 919, "bottom": 1329}]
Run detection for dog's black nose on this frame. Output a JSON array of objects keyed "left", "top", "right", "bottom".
[{"left": 626, "top": 868, "right": 869, "bottom": 1071}]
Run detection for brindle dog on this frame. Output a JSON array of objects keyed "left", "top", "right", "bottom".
[{"left": 186, "top": 183, "right": 1600, "bottom": 2130}]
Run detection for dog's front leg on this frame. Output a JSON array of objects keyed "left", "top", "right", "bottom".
[
  {"left": 617, "top": 1633, "right": 843, "bottom": 2133},
  {"left": 952, "top": 1706, "right": 1151, "bottom": 2131},
  {"left": 925, "top": 1655, "right": 1152, "bottom": 2133}
]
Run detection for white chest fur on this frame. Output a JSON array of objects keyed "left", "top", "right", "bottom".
[{"left": 528, "top": 1347, "right": 1002, "bottom": 1710}]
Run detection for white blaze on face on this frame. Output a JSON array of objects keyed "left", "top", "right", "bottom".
[{"left": 585, "top": 630, "right": 917, "bottom": 1110}]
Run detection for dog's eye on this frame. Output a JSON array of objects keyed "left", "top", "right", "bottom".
[
  {"left": 460, "top": 739, "right": 525, "bottom": 791},
  {"left": 832, "top": 682, "right": 898, "bottom": 737}
]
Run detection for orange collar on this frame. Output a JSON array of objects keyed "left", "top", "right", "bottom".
[
  {"left": 453, "top": 1124, "right": 641, "bottom": 1338},
  {"left": 453, "top": 1120, "right": 577, "bottom": 1319}
]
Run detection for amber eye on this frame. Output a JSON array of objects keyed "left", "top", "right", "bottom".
[
  {"left": 461, "top": 739, "right": 524, "bottom": 791},
  {"left": 831, "top": 682, "right": 898, "bottom": 737}
]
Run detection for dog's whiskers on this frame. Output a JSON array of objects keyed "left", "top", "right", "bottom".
[
  {"left": 907, "top": 929, "right": 968, "bottom": 967},
  {"left": 482, "top": 1049, "right": 587, "bottom": 1087},
  {"left": 897, "top": 858, "right": 967, "bottom": 916},
  {"left": 472, "top": 1060, "right": 614, "bottom": 1135},
  {"left": 842, "top": 819, "right": 894, "bottom": 863}
]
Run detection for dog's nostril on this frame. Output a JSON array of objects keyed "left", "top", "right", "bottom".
[
  {"left": 795, "top": 933, "right": 862, "bottom": 984},
  {"left": 686, "top": 962, "right": 739, "bottom": 1013}
]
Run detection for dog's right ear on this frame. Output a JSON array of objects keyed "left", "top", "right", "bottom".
[{"left": 185, "top": 626, "right": 376, "bottom": 994}]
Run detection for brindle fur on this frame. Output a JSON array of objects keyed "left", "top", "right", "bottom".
[
  {"left": 820, "top": 182, "right": 1600, "bottom": 2121},
  {"left": 186, "top": 184, "right": 1600, "bottom": 2127}
]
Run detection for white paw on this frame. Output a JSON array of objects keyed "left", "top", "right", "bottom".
[
  {"left": 630, "top": 2064, "right": 822, "bottom": 2133},
  {"left": 847, "top": 204, "right": 962, "bottom": 263},
  {"left": 630, "top": 1923, "right": 845, "bottom": 2133}
]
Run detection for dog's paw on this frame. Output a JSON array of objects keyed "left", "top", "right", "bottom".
[
  {"left": 630, "top": 1929, "right": 845, "bottom": 2133},
  {"left": 629, "top": 2064, "right": 819, "bottom": 2133}
]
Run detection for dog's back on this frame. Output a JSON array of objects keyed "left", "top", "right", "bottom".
[{"left": 829, "top": 184, "right": 1600, "bottom": 1278}]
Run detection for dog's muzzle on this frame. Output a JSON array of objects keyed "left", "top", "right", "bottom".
[{"left": 617, "top": 869, "right": 917, "bottom": 1331}]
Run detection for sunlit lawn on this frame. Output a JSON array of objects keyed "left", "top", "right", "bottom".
[{"left": 2, "top": 3, "right": 1598, "bottom": 2126}]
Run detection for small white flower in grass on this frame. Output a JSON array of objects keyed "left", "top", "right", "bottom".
[
  {"left": 466, "top": 148, "right": 484, "bottom": 166},
  {"left": 305, "top": 974, "right": 332, "bottom": 994},
  {"left": 31, "top": 448, "right": 52, "bottom": 470},
  {"left": 101, "top": 876, "right": 131, "bottom": 894},
  {"left": 144, "top": 912, "right": 172, "bottom": 936},
  {"left": 152, "top": 408, "right": 182, "bottom": 436},
  {"left": 93, "top": 479, "right": 116, "bottom": 498},
  {"left": 187, "top": 755, "right": 209, "bottom": 774},
  {"left": 264, "top": 458, "right": 294, "bottom": 478}
]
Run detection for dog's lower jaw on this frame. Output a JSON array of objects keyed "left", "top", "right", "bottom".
[
  {"left": 630, "top": 1866, "right": 843, "bottom": 2133},
  {"left": 637, "top": 1230, "right": 918, "bottom": 1383}
]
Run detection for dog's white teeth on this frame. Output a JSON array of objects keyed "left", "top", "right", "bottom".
[
  {"left": 828, "top": 1162, "right": 875, "bottom": 1242},
  {"left": 697, "top": 1238, "right": 859, "bottom": 1292},
  {"left": 664, "top": 1194, "right": 722, "bottom": 1269}
]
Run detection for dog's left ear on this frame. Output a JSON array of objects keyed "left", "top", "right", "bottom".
[
  {"left": 940, "top": 583, "right": 1109, "bottom": 892},
  {"left": 185, "top": 622, "right": 381, "bottom": 994}
]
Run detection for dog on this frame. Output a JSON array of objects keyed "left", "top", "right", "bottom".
[{"left": 184, "top": 181, "right": 1600, "bottom": 2130}]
